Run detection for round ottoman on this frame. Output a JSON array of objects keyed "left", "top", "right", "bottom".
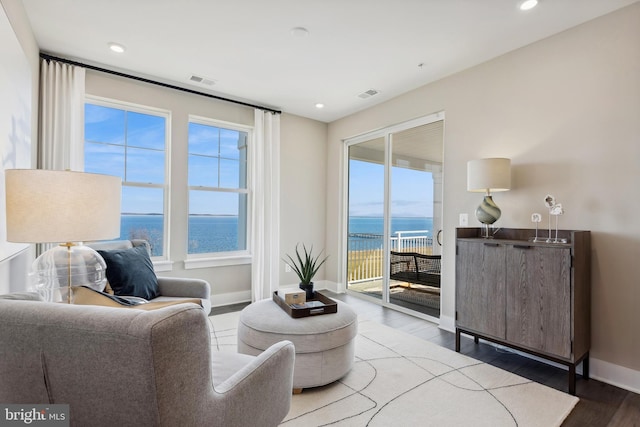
[{"left": 237, "top": 298, "right": 358, "bottom": 391}]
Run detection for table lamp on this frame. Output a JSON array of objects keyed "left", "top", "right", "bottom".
[
  {"left": 5, "top": 169, "right": 122, "bottom": 303},
  {"left": 467, "top": 158, "right": 511, "bottom": 237}
]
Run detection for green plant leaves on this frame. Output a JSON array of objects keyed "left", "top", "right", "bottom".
[{"left": 283, "top": 243, "right": 329, "bottom": 285}]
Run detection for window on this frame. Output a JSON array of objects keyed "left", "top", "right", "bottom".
[
  {"left": 84, "top": 99, "right": 169, "bottom": 257},
  {"left": 188, "top": 117, "right": 250, "bottom": 256}
]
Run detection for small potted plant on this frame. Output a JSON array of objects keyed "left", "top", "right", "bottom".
[{"left": 284, "top": 243, "right": 329, "bottom": 300}]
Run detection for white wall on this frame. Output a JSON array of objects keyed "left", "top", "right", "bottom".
[
  {"left": 327, "top": 3, "right": 640, "bottom": 391},
  {"left": 0, "top": 0, "right": 40, "bottom": 292},
  {"left": 279, "top": 113, "right": 328, "bottom": 287}
]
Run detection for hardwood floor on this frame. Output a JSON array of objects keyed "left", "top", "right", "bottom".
[{"left": 212, "top": 292, "right": 640, "bottom": 426}]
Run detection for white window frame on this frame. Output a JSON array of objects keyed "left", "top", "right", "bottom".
[
  {"left": 340, "top": 112, "right": 445, "bottom": 296},
  {"left": 84, "top": 95, "right": 172, "bottom": 268},
  {"left": 184, "top": 115, "right": 253, "bottom": 269}
]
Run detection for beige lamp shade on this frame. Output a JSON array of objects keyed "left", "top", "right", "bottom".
[
  {"left": 467, "top": 158, "right": 511, "bottom": 194},
  {"left": 5, "top": 169, "right": 122, "bottom": 243}
]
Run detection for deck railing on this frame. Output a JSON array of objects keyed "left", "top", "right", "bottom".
[{"left": 347, "top": 230, "right": 433, "bottom": 283}]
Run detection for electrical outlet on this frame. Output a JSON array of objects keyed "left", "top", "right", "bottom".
[
  {"left": 285, "top": 264, "right": 292, "bottom": 273},
  {"left": 459, "top": 213, "right": 469, "bottom": 227}
]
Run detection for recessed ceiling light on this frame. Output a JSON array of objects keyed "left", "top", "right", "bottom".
[
  {"left": 290, "top": 27, "right": 309, "bottom": 38},
  {"left": 108, "top": 42, "right": 126, "bottom": 53},
  {"left": 315, "top": 103, "right": 324, "bottom": 109},
  {"left": 519, "top": 0, "right": 538, "bottom": 11}
]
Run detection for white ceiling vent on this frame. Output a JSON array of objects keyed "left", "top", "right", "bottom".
[
  {"left": 358, "top": 89, "right": 379, "bottom": 99},
  {"left": 189, "top": 74, "right": 216, "bottom": 86}
]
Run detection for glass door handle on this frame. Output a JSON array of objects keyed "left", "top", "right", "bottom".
[{"left": 437, "top": 229, "right": 443, "bottom": 246}]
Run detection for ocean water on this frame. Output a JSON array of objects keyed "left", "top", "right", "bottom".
[
  {"left": 120, "top": 215, "right": 243, "bottom": 256},
  {"left": 120, "top": 215, "right": 164, "bottom": 255},
  {"left": 120, "top": 215, "right": 433, "bottom": 256},
  {"left": 348, "top": 216, "right": 434, "bottom": 236},
  {"left": 188, "top": 216, "right": 244, "bottom": 254},
  {"left": 348, "top": 216, "right": 433, "bottom": 251}
]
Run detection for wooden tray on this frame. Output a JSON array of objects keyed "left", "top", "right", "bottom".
[{"left": 272, "top": 291, "right": 338, "bottom": 318}]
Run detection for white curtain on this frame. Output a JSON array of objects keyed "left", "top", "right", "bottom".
[
  {"left": 251, "top": 110, "right": 281, "bottom": 301},
  {"left": 37, "top": 59, "right": 85, "bottom": 256},
  {"left": 38, "top": 58, "right": 85, "bottom": 171}
]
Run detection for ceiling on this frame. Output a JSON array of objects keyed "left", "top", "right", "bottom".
[
  {"left": 21, "top": 0, "right": 638, "bottom": 123},
  {"left": 352, "top": 120, "right": 444, "bottom": 166}
]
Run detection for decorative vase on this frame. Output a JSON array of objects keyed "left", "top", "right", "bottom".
[
  {"left": 476, "top": 195, "right": 501, "bottom": 238},
  {"left": 299, "top": 282, "right": 314, "bottom": 300},
  {"left": 475, "top": 195, "right": 501, "bottom": 225}
]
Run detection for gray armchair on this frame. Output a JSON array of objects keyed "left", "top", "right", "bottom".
[
  {"left": 87, "top": 239, "right": 212, "bottom": 313},
  {"left": 0, "top": 295, "right": 295, "bottom": 427}
]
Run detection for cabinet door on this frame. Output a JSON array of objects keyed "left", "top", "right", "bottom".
[
  {"left": 506, "top": 245, "right": 572, "bottom": 358},
  {"left": 456, "top": 240, "right": 506, "bottom": 340}
]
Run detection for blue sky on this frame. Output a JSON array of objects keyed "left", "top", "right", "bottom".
[
  {"left": 349, "top": 159, "right": 434, "bottom": 218},
  {"left": 85, "top": 104, "right": 166, "bottom": 214},
  {"left": 85, "top": 104, "right": 245, "bottom": 215}
]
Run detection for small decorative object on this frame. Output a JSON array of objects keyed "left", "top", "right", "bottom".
[
  {"left": 531, "top": 213, "right": 542, "bottom": 242},
  {"left": 283, "top": 244, "right": 329, "bottom": 300},
  {"left": 544, "top": 194, "right": 555, "bottom": 208},
  {"left": 281, "top": 289, "right": 306, "bottom": 305},
  {"left": 543, "top": 194, "right": 567, "bottom": 243},
  {"left": 544, "top": 194, "right": 555, "bottom": 242},
  {"left": 550, "top": 203, "right": 566, "bottom": 243}
]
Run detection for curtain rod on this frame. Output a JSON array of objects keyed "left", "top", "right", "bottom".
[{"left": 40, "top": 52, "right": 282, "bottom": 115}]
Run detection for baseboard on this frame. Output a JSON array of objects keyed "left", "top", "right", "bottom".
[
  {"left": 211, "top": 281, "right": 338, "bottom": 308},
  {"left": 504, "top": 352, "right": 640, "bottom": 395},
  {"left": 590, "top": 357, "right": 640, "bottom": 394},
  {"left": 279, "top": 280, "right": 340, "bottom": 294},
  {"left": 438, "top": 315, "right": 455, "bottom": 333},
  {"left": 210, "top": 290, "right": 251, "bottom": 307},
  {"left": 315, "top": 280, "right": 340, "bottom": 293},
  {"left": 459, "top": 331, "right": 640, "bottom": 395}
]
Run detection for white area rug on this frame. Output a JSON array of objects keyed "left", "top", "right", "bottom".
[{"left": 209, "top": 311, "right": 578, "bottom": 427}]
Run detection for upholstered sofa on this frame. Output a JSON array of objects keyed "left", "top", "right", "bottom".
[
  {"left": 0, "top": 294, "right": 295, "bottom": 427},
  {"left": 86, "top": 239, "right": 212, "bottom": 314}
]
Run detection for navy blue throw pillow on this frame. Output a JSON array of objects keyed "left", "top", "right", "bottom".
[{"left": 97, "top": 245, "right": 159, "bottom": 300}]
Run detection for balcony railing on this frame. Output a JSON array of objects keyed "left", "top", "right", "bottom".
[{"left": 347, "top": 230, "right": 433, "bottom": 283}]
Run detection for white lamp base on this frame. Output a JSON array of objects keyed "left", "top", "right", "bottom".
[{"left": 32, "top": 243, "right": 108, "bottom": 303}]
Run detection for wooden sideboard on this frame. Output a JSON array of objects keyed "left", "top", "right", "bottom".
[{"left": 455, "top": 227, "right": 591, "bottom": 395}]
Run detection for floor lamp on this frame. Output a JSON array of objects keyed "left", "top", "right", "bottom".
[
  {"left": 5, "top": 169, "right": 122, "bottom": 303},
  {"left": 467, "top": 158, "right": 511, "bottom": 238}
]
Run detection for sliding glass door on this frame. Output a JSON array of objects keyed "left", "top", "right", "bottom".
[
  {"left": 347, "top": 136, "right": 386, "bottom": 302},
  {"left": 345, "top": 114, "right": 444, "bottom": 318}
]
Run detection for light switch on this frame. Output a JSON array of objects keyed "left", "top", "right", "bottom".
[{"left": 459, "top": 213, "right": 469, "bottom": 227}]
